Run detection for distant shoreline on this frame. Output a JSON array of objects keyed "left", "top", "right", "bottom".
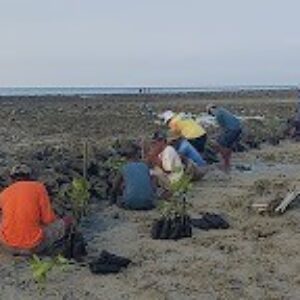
[{"left": 0, "top": 86, "right": 298, "bottom": 98}]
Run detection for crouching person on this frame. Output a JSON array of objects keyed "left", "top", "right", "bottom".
[
  {"left": 147, "top": 131, "right": 184, "bottom": 191},
  {"left": 0, "top": 165, "right": 73, "bottom": 255},
  {"left": 111, "top": 143, "right": 156, "bottom": 210}
]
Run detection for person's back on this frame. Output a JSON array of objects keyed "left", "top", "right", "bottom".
[
  {"left": 215, "top": 108, "right": 241, "bottom": 131},
  {"left": 122, "top": 162, "right": 155, "bottom": 209},
  {"left": 0, "top": 181, "right": 56, "bottom": 250},
  {"left": 170, "top": 115, "right": 206, "bottom": 139}
]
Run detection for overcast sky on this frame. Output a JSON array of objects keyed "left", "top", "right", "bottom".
[{"left": 0, "top": 0, "right": 299, "bottom": 87}]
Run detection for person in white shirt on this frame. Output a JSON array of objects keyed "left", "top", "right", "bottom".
[{"left": 147, "top": 131, "right": 184, "bottom": 190}]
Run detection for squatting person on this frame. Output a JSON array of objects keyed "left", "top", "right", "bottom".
[
  {"left": 0, "top": 164, "right": 73, "bottom": 255},
  {"left": 147, "top": 131, "right": 184, "bottom": 191},
  {"left": 111, "top": 143, "right": 156, "bottom": 210}
]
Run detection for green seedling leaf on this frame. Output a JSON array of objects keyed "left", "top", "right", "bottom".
[
  {"left": 158, "top": 175, "right": 193, "bottom": 219},
  {"left": 66, "top": 177, "right": 91, "bottom": 221}
]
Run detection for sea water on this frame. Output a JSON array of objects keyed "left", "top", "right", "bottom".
[{"left": 0, "top": 86, "right": 296, "bottom": 97}]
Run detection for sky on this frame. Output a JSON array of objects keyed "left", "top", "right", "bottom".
[{"left": 0, "top": 0, "right": 299, "bottom": 87}]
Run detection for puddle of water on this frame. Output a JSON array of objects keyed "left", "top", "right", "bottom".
[{"left": 233, "top": 162, "right": 300, "bottom": 178}]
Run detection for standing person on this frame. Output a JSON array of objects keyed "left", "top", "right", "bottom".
[
  {"left": 147, "top": 131, "right": 184, "bottom": 190},
  {"left": 161, "top": 110, "right": 207, "bottom": 153},
  {"left": 111, "top": 143, "right": 156, "bottom": 210},
  {"left": 289, "top": 105, "right": 300, "bottom": 140},
  {"left": 0, "top": 164, "right": 73, "bottom": 255},
  {"left": 289, "top": 90, "right": 300, "bottom": 140},
  {"left": 207, "top": 105, "right": 242, "bottom": 173}
]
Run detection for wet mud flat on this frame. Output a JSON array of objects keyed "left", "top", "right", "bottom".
[{"left": 0, "top": 92, "right": 299, "bottom": 300}]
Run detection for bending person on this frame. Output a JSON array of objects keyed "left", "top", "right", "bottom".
[
  {"left": 207, "top": 104, "right": 242, "bottom": 173},
  {"left": 162, "top": 110, "right": 207, "bottom": 153}
]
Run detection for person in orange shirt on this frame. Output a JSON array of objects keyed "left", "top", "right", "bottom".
[{"left": 0, "top": 164, "right": 73, "bottom": 255}]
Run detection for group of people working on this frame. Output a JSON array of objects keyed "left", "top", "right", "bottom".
[
  {"left": 0, "top": 104, "right": 241, "bottom": 256},
  {"left": 110, "top": 104, "right": 242, "bottom": 209}
]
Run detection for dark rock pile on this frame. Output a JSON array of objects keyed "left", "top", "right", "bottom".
[
  {"left": 232, "top": 117, "right": 292, "bottom": 152},
  {"left": 1, "top": 142, "right": 132, "bottom": 217}
]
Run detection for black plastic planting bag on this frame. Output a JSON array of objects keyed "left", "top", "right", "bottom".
[
  {"left": 63, "top": 230, "right": 87, "bottom": 261},
  {"left": 151, "top": 215, "right": 192, "bottom": 240},
  {"left": 89, "top": 250, "right": 132, "bottom": 274},
  {"left": 191, "top": 213, "right": 229, "bottom": 230}
]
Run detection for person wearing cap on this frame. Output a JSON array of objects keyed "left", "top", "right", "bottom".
[
  {"left": 0, "top": 164, "right": 74, "bottom": 255},
  {"left": 111, "top": 142, "right": 156, "bottom": 210},
  {"left": 162, "top": 110, "right": 207, "bottom": 153},
  {"left": 207, "top": 105, "right": 242, "bottom": 172},
  {"left": 147, "top": 131, "right": 184, "bottom": 190}
]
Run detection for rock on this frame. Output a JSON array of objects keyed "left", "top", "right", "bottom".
[{"left": 235, "top": 164, "right": 252, "bottom": 172}]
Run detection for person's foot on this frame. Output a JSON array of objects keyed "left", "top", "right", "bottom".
[{"left": 217, "top": 163, "right": 231, "bottom": 174}]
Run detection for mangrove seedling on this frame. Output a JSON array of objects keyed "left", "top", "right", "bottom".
[
  {"left": 67, "top": 177, "right": 91, "bottom": 221},
  {"left": 158, "top": 175, "right": 193, "bottom": 218},
  {"left": 30, "top": 254, "right": 69, "bottom": 289},
  {"left": 170, "top": 174, "right": 193, "bottom": 216},
  {"left": 152, "top": 175, "right": 193, "bottom": 240},
  {"left": 103, "top": 156, "right": 126, "bottom": 172}
]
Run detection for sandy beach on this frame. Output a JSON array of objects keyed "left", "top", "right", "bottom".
[{"left": 0, "top": 91, "right": 299, "bottom": 300}]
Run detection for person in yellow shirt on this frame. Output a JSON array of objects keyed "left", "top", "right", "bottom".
[{"left": 162, "top": 110, "right": 207, "bottom": 153}]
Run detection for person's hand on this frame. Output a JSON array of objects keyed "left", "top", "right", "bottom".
[{"left": 63, "top": 215, "right": 75, "bottom": 227}]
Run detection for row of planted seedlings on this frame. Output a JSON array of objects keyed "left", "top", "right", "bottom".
[{"left": 9, "top": 138, "right": 195, "bottom": 288}]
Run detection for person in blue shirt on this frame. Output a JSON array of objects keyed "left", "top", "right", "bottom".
[
  {"left": 207, "top": 104, "right": 242, "bottom": 173},
  {"left": 111, "top": 143, "right": 155, "bottom": 210}
]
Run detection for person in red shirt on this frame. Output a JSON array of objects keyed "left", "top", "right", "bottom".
[{"left": 0, "top": 164, "right": 73, "bottom": 255}]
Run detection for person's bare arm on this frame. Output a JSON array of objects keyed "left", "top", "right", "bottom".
[{"left": 146, "top": 144, "right": 163, "bottom": 168}]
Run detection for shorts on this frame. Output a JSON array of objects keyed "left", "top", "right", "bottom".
[
  {"left": 0, "top": 219, "right": 66, "bottom": 255},
  {"left": 218, "top": 129, "right": 242, "bottom": 149},
  {"left": 188, "top": 134, "right": 207, "bottom": 153},
  {"left": 34, "top": 219, "right": 66, "bottom": 254}
]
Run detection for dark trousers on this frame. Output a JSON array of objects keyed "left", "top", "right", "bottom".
[{"left": 188, "top": 134, "right": 207, "bottom": 153}]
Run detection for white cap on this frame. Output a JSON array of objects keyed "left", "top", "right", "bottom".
[{"left": 161, "top": 110, "right": 175, "bottom": 124}]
